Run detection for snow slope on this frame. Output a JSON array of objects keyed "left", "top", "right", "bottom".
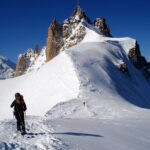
[
  {"left": 0, "top": 55, "right": 16, "bottom": 79},
  {"left": 1, "top": 117, "right": 150, "bottom": 150},
  {"left": 46, "top": 22, "right": 150, "bottom": 119},
  {"left": 0, "top": 52, "right": 79, "bottom": 120}
]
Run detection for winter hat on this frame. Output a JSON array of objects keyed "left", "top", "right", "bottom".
[{"left": 15, "top": 93, "right": 20, "bottom": 98}]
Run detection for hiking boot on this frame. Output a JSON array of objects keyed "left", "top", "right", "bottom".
[{"left": 21, "top": 130, "right": 27, "bottom": 135}]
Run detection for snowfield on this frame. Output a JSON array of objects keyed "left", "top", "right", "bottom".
[
  {"left": 0, "top": 21, "right": 150, "bottom": 149},
  {"left": 1, "top": 117, "right": 150, "bottom": 150},
  {"left": 0, "top": 51, "right": 79, "bottom": 120}
]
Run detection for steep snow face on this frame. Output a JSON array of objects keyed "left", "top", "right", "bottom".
[
  {"left": 0, "top": 52, "right": 80, "bottom": 120},
  {"left": 0, "top": 55, "right": 16, "bottom": 79},
  {"left": 46, "top": 24, "right": 150, "bottom": 119}
]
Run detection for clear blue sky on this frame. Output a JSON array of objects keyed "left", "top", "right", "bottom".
[{"left": 0, "top": 0, "right": 150, "bottom": 63}]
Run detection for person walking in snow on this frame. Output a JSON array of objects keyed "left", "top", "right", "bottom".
[{"left": 11, "top": 93, "right": 27, "bottom": 134}]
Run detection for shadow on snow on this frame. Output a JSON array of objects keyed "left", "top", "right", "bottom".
[{"left": 26, "top": 132, "right": 103, "bottom": 138}]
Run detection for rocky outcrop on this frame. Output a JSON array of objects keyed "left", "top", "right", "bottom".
[
  {"left": 15, "top": 54, "right": 26, "bottom": 77},
  {"left": 72, "top": 4, "right": 91, "bottom": 24},
  {"left": 128, "top": 41, "right": 150, "bottom": 81},
  {"left": 15, "top": 47, "right": 42, "bottom": 77},
  {"left": 46, "top": 18, "right": 63, "bottom": 62},
  {"left": 46, "top": 5, "right": 91, "bottom": 62},
  {"left": 128, "top": 42, "right": 142, "bottom": 69},
  {"left": 94, "top": 17, "right": 111, "bottom": 37},
  {"left": 34, "top": 44, "right": 39, "bottom": 54},
  {"left": 117, "top": 61, "right": 130, "bottom": 77},
  {"left": 62, "top": 5, "right": 91, "bottom": 39}
]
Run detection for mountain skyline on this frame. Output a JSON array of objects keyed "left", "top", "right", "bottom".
[{"left": 0, "top": 0, "right": 150, "bottom": 62}]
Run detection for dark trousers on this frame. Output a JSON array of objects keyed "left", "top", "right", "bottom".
[{"left": 14, "top": 112, "right": 25, "bottom": 131}]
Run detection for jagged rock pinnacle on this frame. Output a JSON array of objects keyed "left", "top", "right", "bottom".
[
  {"left": 34, "top": 44, "right": 39, "bottom": 54},
  {"left": 72, "top": 4, "right": 91, "bottom": 24},
  {"left": 94, "top": 17, "right": 111, "bottom": 37},
  {"left": 46, "top": 18, "right": 64, "bottom": 62}
]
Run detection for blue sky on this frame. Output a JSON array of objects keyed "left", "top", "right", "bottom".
[{"left": 0, "top": 0, "right": 150, "bottom": 63}]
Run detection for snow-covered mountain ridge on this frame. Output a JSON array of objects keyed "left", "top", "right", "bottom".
[
  {"left": 0, "top": 4, "right": 150, "bottom": 150},
  {"left": 0, "top": 24, "right": 150, "bottom": 149},
  {"left": 14, "top": 4, "right": 111, "bottom": 76},
  {"left": 0, "top": 55, "right": 16, "bottom": 79},
  {"left": 0, "top": 22, "right": 150, "bottom": 120}
]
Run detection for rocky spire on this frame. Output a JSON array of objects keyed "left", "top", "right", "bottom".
[
  {"left": 46, "top": 18, "right": 63, "bottom": 62},
  {"left": 128, "top": 41, "right": 150, "bottom": 81},
  {"left": 34, "top": 44, "right": 39, "bottom": 54},
  {"left": 15, "top": 54, "right": 26, "bottom": 77},
  {"left": 94, "top": 17, "right": 111, "bottom": 37},
  {"left": 72, "top": 3, "right": 91, "bottom": 24}
]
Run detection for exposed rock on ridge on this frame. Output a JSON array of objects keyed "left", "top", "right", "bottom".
[
  {"left": 128, "top": 41, "right": 150, "bottom": 81},
  {"left": 94, "top": 17, "right": 111, "bottom": 37},
  {"left": 46, "top": 5, "right": 91, "bottom": 62},
  {"left": 15, "top": 45, "right": 43, "bottom": 77},
  {"left": 46, "top": 18, "right": 63, "bottom": 62},
  {"left": 34, "top": 44, "right": 39, "bottom": 54},
  {"left": 15, "top": 4, "right": 113, "bottom": 76},
  {"left": 15, "top": 54, "right": 26, "bottom": 77},
  {"left": 72, "top": 4, "right": 91, "bottom": 24}
]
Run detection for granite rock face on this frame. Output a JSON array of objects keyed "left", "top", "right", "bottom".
[
  {"left": 72, "top": 5, "right": 91, "bottom": 24},
  {"left": 46, "top": 5, "right": 91, "bottom": 62},
  {"left": 15, "top": 46, "right": 42, "bottom": 77},
  {"left": 46, "top": 18, "right": 63, "bottom": 62},
  {"left": 15, "top": 54, "right": 26, "bottom": 77},
  {"left": 94, "top": 17, "right": 111, "bottom": 37},
  {"left": 128, "top": 41, "right": 150, "bottom": 81},
  {"left": 117, "top": 61, "right": 130, "bottom": 77},
  {"left": 34, "top": 44, "right": 39, "bottom": 54}
]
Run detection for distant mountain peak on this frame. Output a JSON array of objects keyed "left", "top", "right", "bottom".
[
  {"left": 0, "top": 55, "right": 16, "bottom": 79},
  {"left": 72, "top": 4, "right": 91, "bottom": 24},
  {"left": 14, "top": 5, "right": 112, "bottom": 76}
]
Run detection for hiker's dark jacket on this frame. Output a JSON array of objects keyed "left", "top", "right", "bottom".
[{"left": 11, "top": 98, "right": 27, "bottom": 115}]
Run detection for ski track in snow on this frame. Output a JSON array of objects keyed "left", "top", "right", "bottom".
[
  {"left": 0, "top": 116, "right": 67, "bottom": 150},
  {"left": 0, "top": 117, "right": 150, "bottom": 150}
]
